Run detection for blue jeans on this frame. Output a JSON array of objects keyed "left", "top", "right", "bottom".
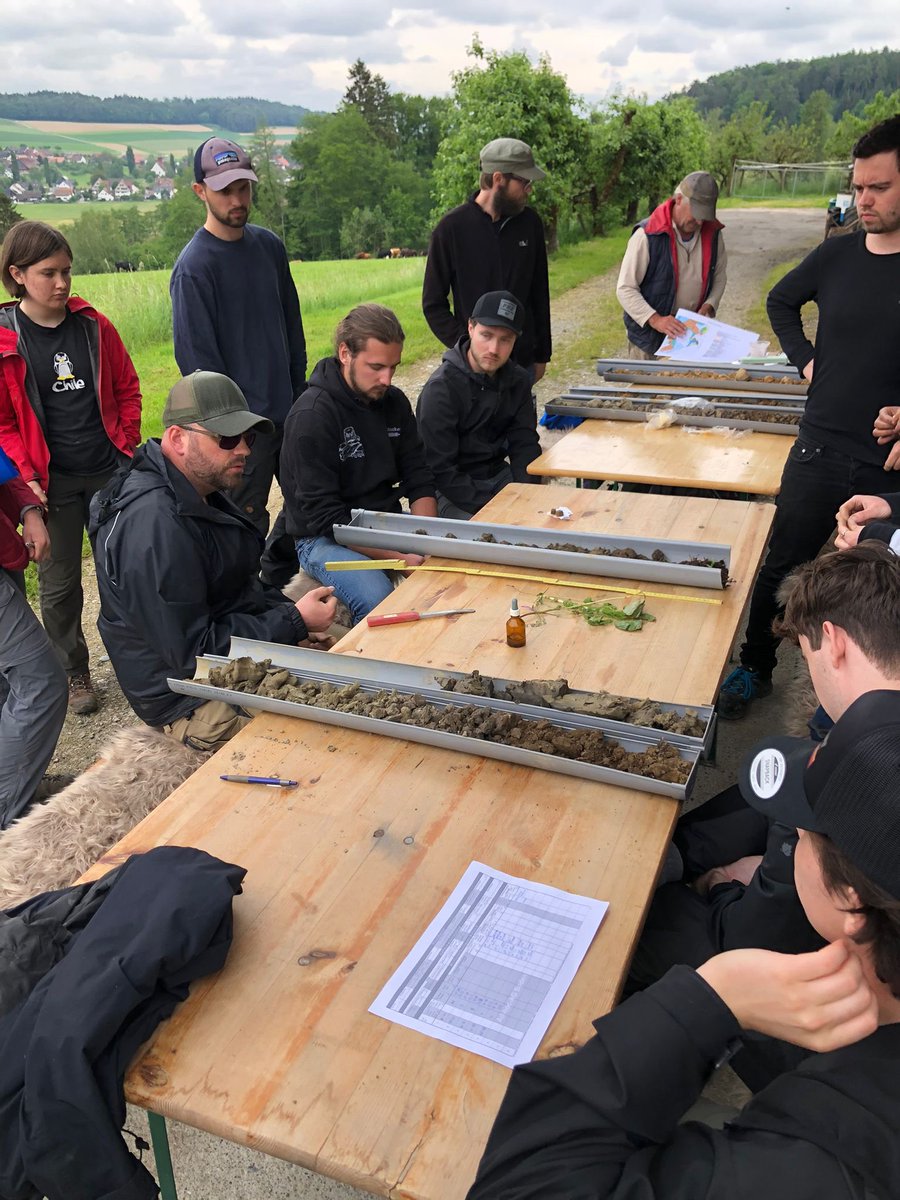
[{"left": 296, "top": 537, "right": 394, "bottom": 626}]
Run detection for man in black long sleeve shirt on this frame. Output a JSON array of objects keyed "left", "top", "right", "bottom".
[
  {"left": 719, "top": 115, "right": 900, "bottom": 719},
  {"left": 422, "top": 139, "right": 551, "bottom": 380},
  {"left": 280, "top": 304, "right": 437, "bottom": 625}
]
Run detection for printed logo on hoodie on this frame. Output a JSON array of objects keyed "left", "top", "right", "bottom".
[{"left": 339, "top": 426, "right": 365, "bottom": 461}]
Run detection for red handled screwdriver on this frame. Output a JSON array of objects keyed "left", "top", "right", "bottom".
[{"left": 367, "top": 608, "right": 475, "bottom": 627}]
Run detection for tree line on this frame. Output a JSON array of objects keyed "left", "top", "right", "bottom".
[
  {"left": 4, "top": 45, "right": 898, "bottom": 269},
  {"left": 0, "top": 90, "right": 311, "bottom": 131},
  {"left": 681, "top": 47, "right": 900, "bottom": 124}
]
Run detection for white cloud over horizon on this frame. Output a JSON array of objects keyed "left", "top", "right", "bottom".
[{"left": 4, "top": 1, "right": 897, "bottom": 114}]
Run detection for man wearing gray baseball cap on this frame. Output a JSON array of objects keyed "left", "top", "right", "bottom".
[
  {"left": 89, "top": 371, "right": 336, "bottom": 750},
  {"left": 616, "top": 170, "right": 728, "bottom": 358},
  {"left": 422, "top": 138, "right": 551, "bottom": 382}
]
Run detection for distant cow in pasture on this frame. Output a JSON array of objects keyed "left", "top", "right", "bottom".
[
  {"left": 114, "top": 260, "right": 137, "bottom": 272},
  {"left": 389, "top": 247, "right": 401, "bottom": 258},
  {"left": 354, "top": 251, "right": 371, "bottom": 259},
  {"left": 377, "top": 249, "right": 392, "bottom": 259},
  {"left": 398, "top": 248, "right": 423, "bottom": 257}
]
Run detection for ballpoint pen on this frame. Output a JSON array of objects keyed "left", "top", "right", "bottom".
[{"left": 220, "top": 774, "right": 299, "bottom": 787}]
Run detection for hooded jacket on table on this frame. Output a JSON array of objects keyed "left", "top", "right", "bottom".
[
  {"left": 280, "top": 356, "right": 435, "bottom": 540},
  {"left": 0, "top": 297, "right": 142, "bottom": 492},
  {"left": 416, "top": 338, "right": 540, "bottom": 514},
  {"left": 88, "top": 439, "right": 308, "bottom": 727},
  {"left": 0, "top": 845, "right": 245, "bottom": 1200}
]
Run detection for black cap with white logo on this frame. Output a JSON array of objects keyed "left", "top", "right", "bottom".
[
  {"left": 470, "top": 290, "right": 524, "bottom": 336},
  {"left": 738, "top": 690, "right": 900, "bottom": 897}
]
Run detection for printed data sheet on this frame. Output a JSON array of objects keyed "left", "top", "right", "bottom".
[
  {"left": 370, "top": 861, "right": 609, "bottom": 1067},
  {"left": 656, "top": 308, "right": 760, "bottom": 362}
]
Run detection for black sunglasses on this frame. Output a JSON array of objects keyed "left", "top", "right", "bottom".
[
  {"left": 509, "top": 175, "right": 534, "bottom": 190},
  {"left": 183, "top": 425, "right": 256, "bottom": 451}
]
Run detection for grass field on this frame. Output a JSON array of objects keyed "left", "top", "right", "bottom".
[
  {"left": 0, "top": 117, "right": 295, "bottom": 157},
  {"left": 13, "top": 199, "right": 163, "bottom": 226},
  {"left": 720, "top": 195, "right": 831, "bottom": 209},
  {"left": 73, "top": 232, "right": 630, "bottom": 438}
]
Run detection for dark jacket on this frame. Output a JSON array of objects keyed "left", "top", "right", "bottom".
[
  {"left": 624, "top": 199, "right": 723, "bottom": 354},
  {"left": 88, "top": 439, "right": 308, "bottom": 726},
  {"left": 0, "top": 297, "right": 142, "bottom": 491},
  {"left": 468, "top": 965, "right": 900, "bottom": 1200},
  {"left": 422, "top": 196, "right": 551, "bottom": 369},
  {"left": 416, "top": 338, "right": 541, "bottom": 514},
  {"left": 280, "top": 356, "right": 436, "bottom": 539},
  {"left": 0, "top": 845, "right": 245, "bottom": 1200}
]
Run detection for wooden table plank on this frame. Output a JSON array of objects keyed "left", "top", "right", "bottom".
[
  {"left": 85, "top": 723, "right": 676, "bottom": 1197},
  {"left": 337, "top": 484, "right": 775, "bottom": 707},
  {"left": 83, "top": 485, "right": 773, "bottom": 1199},
  {"left": 527, "top": 419, "right": 790, "bottom": 494}
]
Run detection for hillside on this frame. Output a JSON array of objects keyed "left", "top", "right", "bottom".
[
  {"left": 0, "top": 90, "right": 314, "bottom": 133},
  {"left": 678, "top": 46, "right": 900, "bottom": 122}
]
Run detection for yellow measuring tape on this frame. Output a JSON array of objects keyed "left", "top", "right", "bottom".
[{"left": 324, "top": 560, "right": 723, "bottom": 606}]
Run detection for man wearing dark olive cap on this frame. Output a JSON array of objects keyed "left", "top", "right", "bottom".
[
  {"left": 170, "top": 136, "right": 307, "bottom": 587},
  {"left": 89, "top": 371, "right": 336, "bottom": 750},
  {"left": 422, "top": 138, "right": 552, "bottom": 382},
  {"left": 617, "top": 170, "right": 728, "bottom": 358},
  {"left": 417, "top": 290, "right": 541, "bottom": 518}
]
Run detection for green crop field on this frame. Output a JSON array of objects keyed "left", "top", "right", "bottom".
[
  {"left": 0, "top": 117, "right": 295, "bottom": 157},
  {"left": 13, "top": 199, "right": 163, "bottom": 226},
  {"left": 69, "top": 234, "right": 627, "bottom": 439}
]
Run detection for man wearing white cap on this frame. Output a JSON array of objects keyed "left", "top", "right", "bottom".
[
  {"left": 617, "top": 171, "right": 728, "bottom": 358},
  {"left": 422, "top": 138, "right": 551, "bottom": 381},
  {"left": 171, "top": 136, "right": 306, "bottom": 585}
]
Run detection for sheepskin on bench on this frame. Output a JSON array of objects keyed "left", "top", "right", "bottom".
[{"left": 0, "top": 726, "right": 205, "bottom": 909}]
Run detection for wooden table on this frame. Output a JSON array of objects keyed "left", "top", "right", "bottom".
[
  {"left": 83, "top": 486, "right": 774, "bottom": 1199},
  {"left": 528, "top": 419, "right": 790, "bottom": 495}
]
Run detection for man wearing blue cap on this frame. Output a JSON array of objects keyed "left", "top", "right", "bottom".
[
  {"left": 417, "top": 290, "right": 541, "bottom": 519},
  {"left": 468, "top": 688, "right": 900, "bottom": 1199}
]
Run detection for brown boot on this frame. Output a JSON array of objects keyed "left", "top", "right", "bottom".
[{"left": 68, "top": 672, "right": 98, "bottom": 715}]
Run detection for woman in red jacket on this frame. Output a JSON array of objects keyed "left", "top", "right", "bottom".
[{"left": 0, "top": 221, "right": 142, "bottom": 714}]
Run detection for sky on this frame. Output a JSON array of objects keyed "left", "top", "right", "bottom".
[{"left": 6, "top": 0, "right": 898, "bottom": 112}]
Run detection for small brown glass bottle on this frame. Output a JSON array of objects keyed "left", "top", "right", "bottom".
[{"left": 506, "top": 598, "right": 526, "bottom": 648}]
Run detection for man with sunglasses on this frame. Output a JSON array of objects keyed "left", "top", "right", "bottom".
[
  {"left": 617, "top": 171, "right": 728, "bottom": 359},
  {"left": 89, "top": 371, "right": 337, "bottom": 751},
  {"left": 423, "top": 138, "right": 551, "bottom": 382}
]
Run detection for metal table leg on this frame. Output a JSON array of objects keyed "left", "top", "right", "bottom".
[{"left": 147, "top": 1111, "right": 179, "bottom": 1200}]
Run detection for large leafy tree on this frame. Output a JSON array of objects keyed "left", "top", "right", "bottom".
[{"left": 433, "top": 39, "right": 588, "bottom": 250}]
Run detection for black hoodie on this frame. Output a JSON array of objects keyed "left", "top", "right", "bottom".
[
  {"left": 469, "top": 965, "right": 900, "bottom": 1199},
  {"left": 280, "top": 356, "right": 435, "bottom": 539},
  {"left": 416, "top": 337, "right": 541, "bottom": 514}
]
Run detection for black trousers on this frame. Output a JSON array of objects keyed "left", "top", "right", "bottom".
[
  {"left": 229, "top": 425, "right": 297, "bottom": 587},
  {"left": 740, "top": 432, "right": 894, "bottom": 677}
]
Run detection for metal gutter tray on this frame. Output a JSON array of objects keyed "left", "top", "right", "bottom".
[
  {"left": 547, "top": 399, "right": 800, "bottom": 437},
  {"left": 596, "top": 358, "right": 806, "bottom": 397},
  {"left": 568, "top": 386, "right": 804, "bottom": 415},
  {"left": 332, "top": 510, "right": 730, "bottom": 591},
  {"left": 169, "top": 641, "right": 713, "bottom": 799}
]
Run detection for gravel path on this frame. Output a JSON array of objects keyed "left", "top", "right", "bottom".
[{"left": 49, "top": 207, "right": 824, "bottom": 781}]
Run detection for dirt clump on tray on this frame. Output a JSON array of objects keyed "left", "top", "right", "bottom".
[
  {"left": 206, "top": 658, "right": 691, "bottom": 784},
  {"left": 436, "top": 671, "right": 705, "bottom": 736}
]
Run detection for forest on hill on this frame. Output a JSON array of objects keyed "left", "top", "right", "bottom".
[
  {"left": 0, "top": 91, "right": 312, "bottom": 132},
  {"left": 680, "top": 46, "right": 900, "bottom": 123}
]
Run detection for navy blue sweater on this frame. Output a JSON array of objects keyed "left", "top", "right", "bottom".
[{"left": 170, "top": 224, "right": 307, "bottom": 425}]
